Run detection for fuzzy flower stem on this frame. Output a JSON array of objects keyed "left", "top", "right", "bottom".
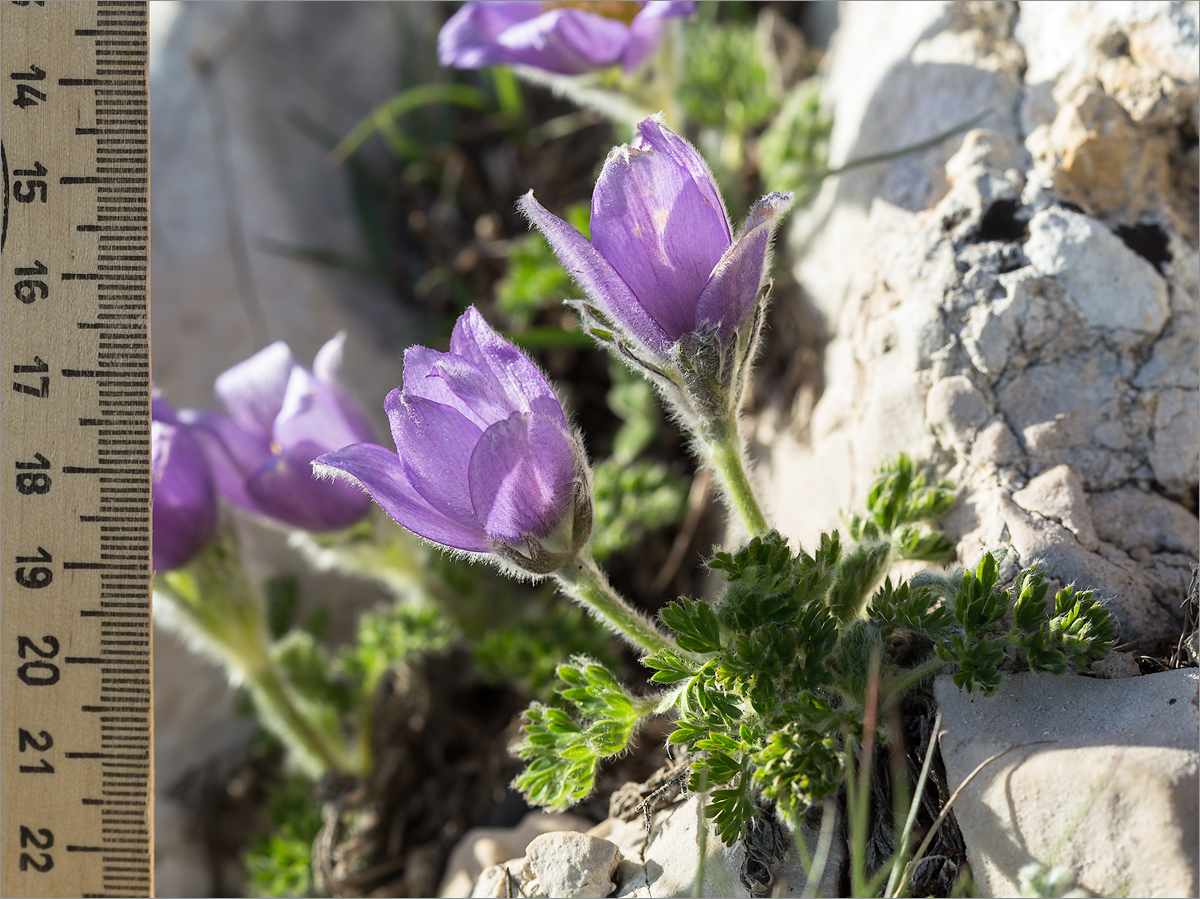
[
  {"left": 155, "top": 534, "right": 359, "bottom": 777},
  {"left": 245, "top": 661, "right": 357, "bottom": 776},
  {"left": 554, "top": 550, "right": 679, "bottom": 658},
  {"left": 699, "top": 408, "right": 770, "bottom": 538}
]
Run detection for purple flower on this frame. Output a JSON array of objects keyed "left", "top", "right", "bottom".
[
  {"left": 438, "top": 1, "right": 696, "bottom": 75},
  {"left": 180, "top": 334, "right": 375, "bottom": 533},
  {"left": 152, "top": 393, "right": 218, "bottom": 572},
  {"left": 520, "top": 116, "right": 794, "bottom": 367},
  {"left": 314, "top": 308, "right": 590, "bottom": 573}
]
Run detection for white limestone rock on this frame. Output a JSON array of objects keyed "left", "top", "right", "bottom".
[
  {"left": 439, "top": 812, "right": 594, "bottom": 898},
  {"left": 1024, "top": 206, "right": 1169, "bottom": 335},
  {"left": 936, "top": 669, "right": 1200, "bottom": 898},
  {"left": 769, "top": 0, "right": 1198, "bottom": 641},
  {"left": 474, "top": 831, "right": 622, "bottom": 899}
]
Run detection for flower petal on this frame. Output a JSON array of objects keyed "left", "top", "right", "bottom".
[
  {"left": 590, "top": 139, "right": 730, "bottom": 340},
  {"left": 519, "top": 191, "right": 671, "bottom": 358},
  {"left": 496, "top": 8, "right": 630, "bottom": 73},
  {"left": 438, "top": 1, "right": 546, "bottom": 69},
  {"left": 274, "top": 367, "right": 374, "bottom": 454},
  {"left": 695, "top": 190, "right": 794, "bottom": 339},
  {"left": 448, "top": 307, "right": 566, "bottom": 425},
  {"left": 439, "top": 2, "right": 634, "bottom": 74},
  {"left": 245, "top": 441, "right": 372, "bottom": 532},
  {"left": 633, "top": 116, "right": 730, "bottom": 244},
  {"left": 468, "top": 412, "right": 575, "bottom": 545},
  {"left": 151, "top": 421, "right": 217, "bottom": 571},
  {"left": 151, "top": 386, "right": 179, "bottom": 425},
  {"left": 390, "top": 394, "right": 482, "bottom": 527},
  {"left": 177, "top": 409, "right": 271, "bottom": 513},
  {"left": 214, "top": 341, "right": 298, "bottom": 441},
  {"left": 311, "top": 331, "right": 347, "bottom": 383},
  {"left": 315, "top": 443, "right": 490, "bottom": 552},
  {"left": 311, "top": 332, "right": 378, "bottom": 443}
]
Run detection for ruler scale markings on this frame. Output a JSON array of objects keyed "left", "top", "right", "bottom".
[{"left": 3, "top": 3, "right": 152, "bottom": 897}]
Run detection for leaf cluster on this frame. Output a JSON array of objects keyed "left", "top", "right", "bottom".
[
  {"left": 590, "top": 367, "right": 688, "bottom": 561},
  {"left": 758, "top": 79, "right": 832, "bottom": 202},
  {"left": 271, "top": 602, "right": 457, "bottom": 735},
  {"left": 679, "top": 9, "right": 778, "bottom": 136},
  {"left": 511, "top": 454, "right": 1115, "bottom": 852},
  {"left": 473, "top": 600, "right": 617, "bottom": 702},
  {"left": 243, "top": 771, "right": 325, "bottom": 898},
  {"left": 512, "top": 657, "right": 645, "bottom": 811},
  {"left": 844, "top": 454, "right": 956, "bottom": 562},
  {"left": 936, "top": 555, "right": 1116, "bottom": 695}
]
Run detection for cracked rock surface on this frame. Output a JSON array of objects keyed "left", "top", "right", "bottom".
[{"left": 770, "top": 0, "right": 1198, "bottom": 646}]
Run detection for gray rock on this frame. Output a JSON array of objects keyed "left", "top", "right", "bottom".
[
  {"left": 1012, "top": 465, "right": 1100, "bottom": 552},
  {"left": 769, "top": 0, "right": 1198, "bottom": 637},
  {"left": 936, "top": 669, "right": 1199, "bottom": 898}
]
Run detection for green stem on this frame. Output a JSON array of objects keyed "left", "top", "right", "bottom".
[
  {"left": 155, "top": 538, "right": 359, "bottom": 778},
  {"left": 701, "top": 409, "right": 770, "bottom": 538},
  {"left": 884, "top": 655, "right": 949, "bottom": 707},
  {"left": 554, "top": 551, "right": 680, "bottom": 658},
  {"left": 246, "top": 661, "right": 358, "bottom": 776}
]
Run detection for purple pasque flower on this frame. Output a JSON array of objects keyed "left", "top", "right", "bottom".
[
  {"left": 152, "top": 392, "right": 218, "bottom": 572},
  {"left": 180, "top": 333, "right": 375, "bottom": 533},
  {"left": 314, "top": 307, "right": 591, "bottom": 574},
  {"left": 520, "top": 115, "right": 794, "bottom": 384},
  {"left": 438, "top": 1, "right": 696, "bottom": 75}
]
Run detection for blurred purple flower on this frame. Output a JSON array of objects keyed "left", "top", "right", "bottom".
[
  {"left": 181, "top": 333, "right": 375, "bottom": 533},
  {"left": 152, "top": 392, "right": 218, "bottom": 572},
  {"left": 438, "top": 1, "right": 696, "bottom": 75},
  {"left": 314, "top": 308, "right": 589, "bottom": 572},
  {"left": 520, "top": 115, "right": 794, "bottom": 365}
]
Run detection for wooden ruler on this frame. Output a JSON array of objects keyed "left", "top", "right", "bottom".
[{"left": 1, "top": 2, "right": 153, "bottom": 896}]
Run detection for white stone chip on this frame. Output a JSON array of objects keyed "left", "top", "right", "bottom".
[
  {"left": 1024, "top": 207, "right": 1169, "bottom": 334},
  {"left": 524, "top": 831, "right": 622, "bottom": 899}
]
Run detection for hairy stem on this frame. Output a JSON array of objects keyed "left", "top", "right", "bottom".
[
  {"left": 156, "top": 536, "right": 360, "bottom": 777},
  {"left": 884, "top": 655, "right": 949, "bottom": 707},
  {"left": 247, "top": 661, "right": 358, "bottom": 776},
  {"left": 555, "top": 551, "right": 680, "bottom": 657},
  {"left": 700, "top": 409, "right": 770, "bottom": 538}
]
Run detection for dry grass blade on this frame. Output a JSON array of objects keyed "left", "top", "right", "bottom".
[
  {"left": 891, "top": 738, "right": 1056, "bottom": 897},
  {"left": 884, "top": 708, "right": 943, "bottom": 898},
  {"left": 800, "top": 796, "right": 840, "bottom": 899}
]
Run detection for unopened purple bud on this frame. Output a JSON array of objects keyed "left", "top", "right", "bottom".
[
  {"left": 314, "top": 307, "right": 591, "bottom": 573},
  {"left": 521, "top": 116, "right": 793, "bottom": 376},
  {"left": 182, "top": 333, "right": 375, "bottom": 532},
  {"left": 152, "top": 394, "right": 217, "bottom": 571},
  {"left": 438, "top": 1, "right": 696, "bottom": 75}
]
